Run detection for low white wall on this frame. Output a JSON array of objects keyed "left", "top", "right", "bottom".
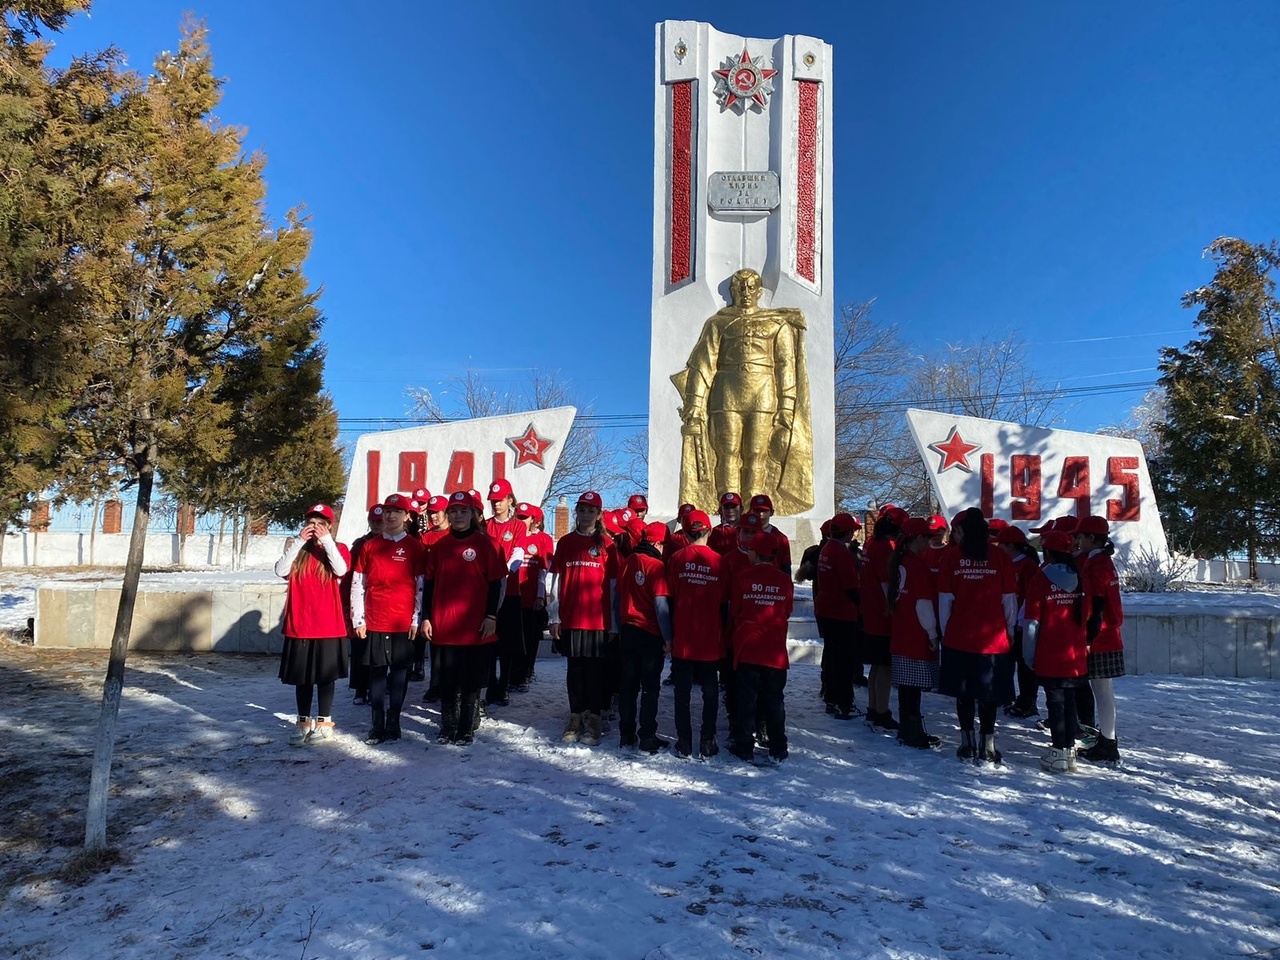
[
  {"left": 30, "top": 581, "right": 1278, "bottom": 679},
  {"left": 1, "top": 532, "right": 287, "bottom": 570}
]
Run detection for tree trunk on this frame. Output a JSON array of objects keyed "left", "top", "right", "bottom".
[
  {"left": 89, "top": 499, "right": 101, "bottom": 566},
  {"left": 85, "top": 442, "right": 155, "bottom": 851},
  {"left": 1249, "top": 536, "right": 1258, "bottom": 582},
  {"left": 214, "top": 513, "right": 226, "bottom": 567}
]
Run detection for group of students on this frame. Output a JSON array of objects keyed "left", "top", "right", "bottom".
[
  {"left": 273, "top": 484, "right": 1125, "bottom": 771},
  {"left": 805, "top": 504, "right": 1125, "bottom": 771}
]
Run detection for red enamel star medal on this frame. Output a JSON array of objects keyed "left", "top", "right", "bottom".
[
  {"left": 506, "top": 423, "right": 554, "bottom": 469},
  {"left": 713, "top": 48, "right": 777, "bottom": 110}
]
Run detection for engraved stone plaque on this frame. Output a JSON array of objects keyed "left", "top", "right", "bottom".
[{"left": 707, "top": 170, "right": 780, "bottom": 212}]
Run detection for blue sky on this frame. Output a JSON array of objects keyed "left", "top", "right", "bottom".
[{"left": 51, "top": 1, "right": 1280, "bottom": 447}]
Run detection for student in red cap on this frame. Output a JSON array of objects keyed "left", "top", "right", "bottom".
[
  {"left": 417, "top": 495, "right": 451, "bottom": 703},
  {"left": 514, "top": 502, "right": 554, "bottom": 689},
  {"left": 1074, "top": 515, "right": 1125, "bottom": 765},
  {"left": 707, "top": 492, "right": 743, "bottom": 555},
  {"left": 815, "top": 513, "right": 862, "bottom": 720},
  {"left": 996, "top": 526, "right": 1042, "bottom": 718},
  {"left": 938, "top": 507, "right": 1017, "bottom": 763},
  {"left": 627, "top": 494, "right": 649, "bottom": 520},
  {"left": 351, "top": 493, "right": 427, "bottom": 744},
  {"left": 888, "top": 517, "right": 942, "bottom": 749},
  {"left": 924, "top": 515, "right": 949, "bottom": 576},
  {"left": 616, "top": 522, "right": 673, "bottom": 752},
  {"left": 861, "top": 506, "right": 906, "bottom": 730},
  {"left": 345, "top": 505, "right": 383, "bottom": 706},
  {"left": 423, "top": 491, "right": 506, "bottom": 744},
  {"left": 277, "top": 504, "right": 351, "bottom": 745},
  {"left": 483, "top": 478, "right": 525, "bottom": 708},
  {"left": 750, "top": 494, "right": 792, "bottom": 575},
  {"left": 667, "top": 509, "right": 726, "bottom": 758},
  {"left": 405, "top": 491, "right": 431, "bottom": 681},
  {"left": 661, "top": 503, "right": 697, "bottom": 561},
  {"left": 720, "top": 511, "right": 764, "bottom": 731},
  {"left": 1021, "top": 530, "right": 1089, "bottom": 772},
  {"left": 548, "top": 491, "right": 614, "bottom": 746},
  {"left": 728, "top": 532, "right": 795, "bottom": 763}
]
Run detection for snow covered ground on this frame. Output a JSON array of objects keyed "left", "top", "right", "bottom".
[{"left": 1, "top": 641, "right": 1277, "bottom": 960}]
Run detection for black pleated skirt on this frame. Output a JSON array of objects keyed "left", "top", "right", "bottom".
[
  {"left": 938, "top": 648, "right": 1015, "bottom": 703},
  {"left": 278, "top": 636, "right": 349, "bottom": 686}
]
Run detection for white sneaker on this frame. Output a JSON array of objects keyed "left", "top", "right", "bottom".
[
  {"left": 1040, "top": 747, "right": 1072, "bottom": 773},
  {"left": 308, "top": 718, "right": 335, "bottom": 743},
  {"left": 288, "top": 717, "right": 313, "bottom": 746}
]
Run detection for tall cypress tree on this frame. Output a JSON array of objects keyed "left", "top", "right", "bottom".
[{"left": 1157, "top": 237, "right": 1280, "bottom": 578}]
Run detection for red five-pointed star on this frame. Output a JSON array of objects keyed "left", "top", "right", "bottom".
[
  {"left": 713, "top": 49, "right": 778, "bottom": 108},
  {"left": 506, "top": 423, "right": 555, "bottom": 469},
  {"left": 928, "top": 426, "right": 981, "bottom": 473}
]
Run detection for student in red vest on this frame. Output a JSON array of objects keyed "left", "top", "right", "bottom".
[
  {"left": 662, "top": 503, "right": 698, "bottom": 561},
  {"left": 514, "top": 502, "right": 554, "bottom": 689},
  {"left": 1021, "top": 530, "right": 1089, "bottom": 772},
  {"left": 277, "top": 504, "right": 350, "bottom": 745},
  {"left": 861, "top": 505, "right": 906, "bottom": 731},
  {"left": 1074, "top": 515, "right": 1125, "bottom": 765},
  {"left": 888, "top": 517, "right": 942, "bottom": 749},
  {"left": 721, "top": 511, "right": 763, "bottom": 733},
  {"left": 548, "top": 491, "right": 614, "bottom": 746},
  {"left": 627, "top": 494, "right": 649, "bottom": 521},
  {"left": 707, "top": 492, "right": 743, "bottom": 555},
  {"left": 728, "top": 532, "right": 795, "bottom": 763},
  {"left": 938, "top": 507, "right": 1017, "bottom": 763},
  {"left": 418, "top": 495, "right": 451, "bottom": 704},
  {"left": 815, "top": 512, "right": 862, "bottom": 720},
  {"left": 482, "top": 479, "right": 523, "bottom": 707},
  {"left": 996, "top": 526, "right": 1042, "bottom": 718},
  {"left": 345, "top": 505, "right": 382, "bottom": 706},
  {"left": 423, "top": 490, "right": 506, "bottom": 744},
  {"left": 667, "top": 509, "right": 725, "bottom": 758},
  {"left": 616, "top": 522, "right": 673, "bottom": 752},
  {"left": 351, "top": 493, "right": 426, "bottom": 744},
  {"left": 749, "top": 494, "right": 792, "bottom": 575},
  {"left": 924, "top": 515, "right": 949, "bottom": 576},
  {"left": 405, "top": 491, "right": 431, "bottom": 681}
]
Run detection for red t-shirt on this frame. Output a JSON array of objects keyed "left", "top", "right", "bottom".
[
  {"left": 707, "top": 524, "right": 738, "bottom": 555},
  {"left": 353, "top": 534, "right": 426, "bottom": 632},
  {"left": 938, "top": 547, "right": 1016, "bottom": 655},
  {"left": 761, "top": 524, "right": 792, "bottom": 572},
  {"left": 860, "top": 537, "right": 894, "bottom": 636},
  {"left": 1080, "top": 550, "right": 1124, "bottom": 653},
  {"left": 667, "top": 543, "right": 726, "bottom": 661},
  {"left": 340, "top": 534, "right": 373, "bottom": 636},
  {"left": 550, "top": 531, "right": 612, "bottom": 631},
  {"left": 618, "top": 551, "right": 669, "bottom": 635},
  {"left": 730, "top": 563, "right": 794, "bottom": 669},
  {"left": 663, "top": 529, "right": 692, "bottom": 562},
  {"left": 1023, "top": 567, "right": 1089, "bottom": 677},
  {"left": 890, "top": 552, "right": 937, "bottom": 662},
  {"left": 517, "top": 530, "right": 555, "bottom": 609},
  {"left": 424, "top": 529, "right": 505, "bottom": 646},
  {"left": 486, "top": 516, "right": 524, "bottom": 563},
  {"left": 1010, "top": 551, "right": 1037, "bottom": 608},
  {"left": 925, "top": 544, "right": 950, "bottom": 577},
  {"left": 283, "top": 543, "right": 352, "bottom": 639},
  {"left": 814, "top": 540, "right": 859, "bottom": 622}
]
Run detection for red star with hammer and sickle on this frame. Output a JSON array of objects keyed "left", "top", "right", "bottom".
[
  {"left": 713, "top": 49, "right": 777, "bottom": 108},
  {"left": 928, "top": 426, "right": 981, "bottom": 473},
  {"left": 506, "top": 423, "right": 555, "bottom": 469}
]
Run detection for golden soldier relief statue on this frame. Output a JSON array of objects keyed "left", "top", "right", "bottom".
[{"left": 671, "top": 269, "right": 814, "bottom": 515}]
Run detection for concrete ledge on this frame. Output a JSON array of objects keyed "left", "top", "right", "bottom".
[{"left": 30, "top": 582, "right": 1278, "bottom": 679}]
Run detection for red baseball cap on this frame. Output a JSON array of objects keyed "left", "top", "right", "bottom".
[
  {"left": 516, "top": 501, "right": 544, "bottom": 523},
  {"left": 1029, "top": 518, "right": 1055, "bottom": 534},
  {"left": 879, "top": 503, "right": 899, "bottom": 518},
  {"left": 305, "top": 503, "right": 335, "bottom": 524},
  {"left": 1077, "top": 515, "right": 1109, "bottom": 537},
  {"left": 750, "top": 494, "right": 774, "bottom": 512},
  {"left": 625, "top": 516, "right": 646, "bottom": 541},
  {"left": 382, "top": 493, "right": 413, "bottom": 512},
  {"left": 927, "top": 514, "right": 948, "bottom": 533},
  {"left": 987, "top": 518, "right": 1010, "bottom": 535},
  {"left": 426, "top": 495, "right": 449, "bottom": 512},
  {"left": 829, "top": 512, "right": 860, "bottom": 535},
  {"left": 577, "top": 491, "right": 603, "bottom": 509},
  {"left": 602, "top": 510, "right": 623, "bottom": 535},
  {"left": 739, "top": 513, "right": 763, "bottom": 532},
  {"left": 687, "top": 509, "right": 712, "bottom": 531},
  {"left": 820, "top": 519, "right": 832, "bottom": 538},
  {"left": 885, "top": 506, "right": 910, "bottom": 528},
  {"left": 367, "top": 505, "right": 384, "bottom": 520},
  {"left": 628, "top": 494, "right": 649, "bottom": 512},
  {"left": 487, "top": 479, "right": 513, "bottom": 502},
  {"left": 412, "top": 487, "right": 431, "bottom": 502},
  {"left": 995, "top": 526, "right": 1028, "bottom": 545},
  {"left": 1054, "top": 515, "right": 1080, "bottom": 535},
  {"left": 447, "top": 490, "right": 476, "bottom": 510},
  {"left": 642, "top": 521, "right": 668, "bottom": 544},
  {"left": 720, "top": 492, "right": 743, "bottom": 507},
  {"left": 469, "top": 491, "right": 485, "bottom": 512},
  {"left": 900, "top": 517, "right": 932, "bottom": 539},
  {"left": 748, "top": 531, "right": 779, "bottom": 559},
  {"left": 1042, "top": 530, "right": 1075, "bottom": 554}
]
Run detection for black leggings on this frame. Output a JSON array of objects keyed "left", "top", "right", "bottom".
[
  {"left": 294, "top": 682, "right": 335, "bottom": 717},
  {"left": 369, "top": 665, "right": 409, "bottom": 720},
  {"left": 956, "top": 697, "right": 998, "bottom": 735},
  {"left": 566, "top": 656, "right": 610, "bottom": 714}
]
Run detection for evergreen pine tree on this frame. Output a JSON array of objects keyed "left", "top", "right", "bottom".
[{"left": 1157, "top": 237, "right": 1280, "bottom": 578}]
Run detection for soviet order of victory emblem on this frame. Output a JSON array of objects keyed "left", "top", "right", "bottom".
[{"left": 713, "top": 48, "right": 777, "bottom": 110}]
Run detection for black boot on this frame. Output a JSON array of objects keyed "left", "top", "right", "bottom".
[
  {"left": 384, "top": 713, "right": 402, "bottom": 742},
  {"left": 456, "top": 693, "right": 479, "bottom": 744},
  {"left": 956, "top": 729, "right": 977, "bottom": 760},
  {"left": 437, "top": 692, "right": 459, "bottom": 744},
  {"left": 409, "top": 660, "right": 426, "bottom": 683},
  {"left": 365, "top": 707, "right": 386, "bottom": 745},
  {"left": 979, "top": 733, "right": 1002, "bottom": 764},
  {"left": 1079, "top": 735, "right": 1120, "bottom": 764},
  {"left": 897, "top": 715, "right": 933, "bottom": 750}
]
